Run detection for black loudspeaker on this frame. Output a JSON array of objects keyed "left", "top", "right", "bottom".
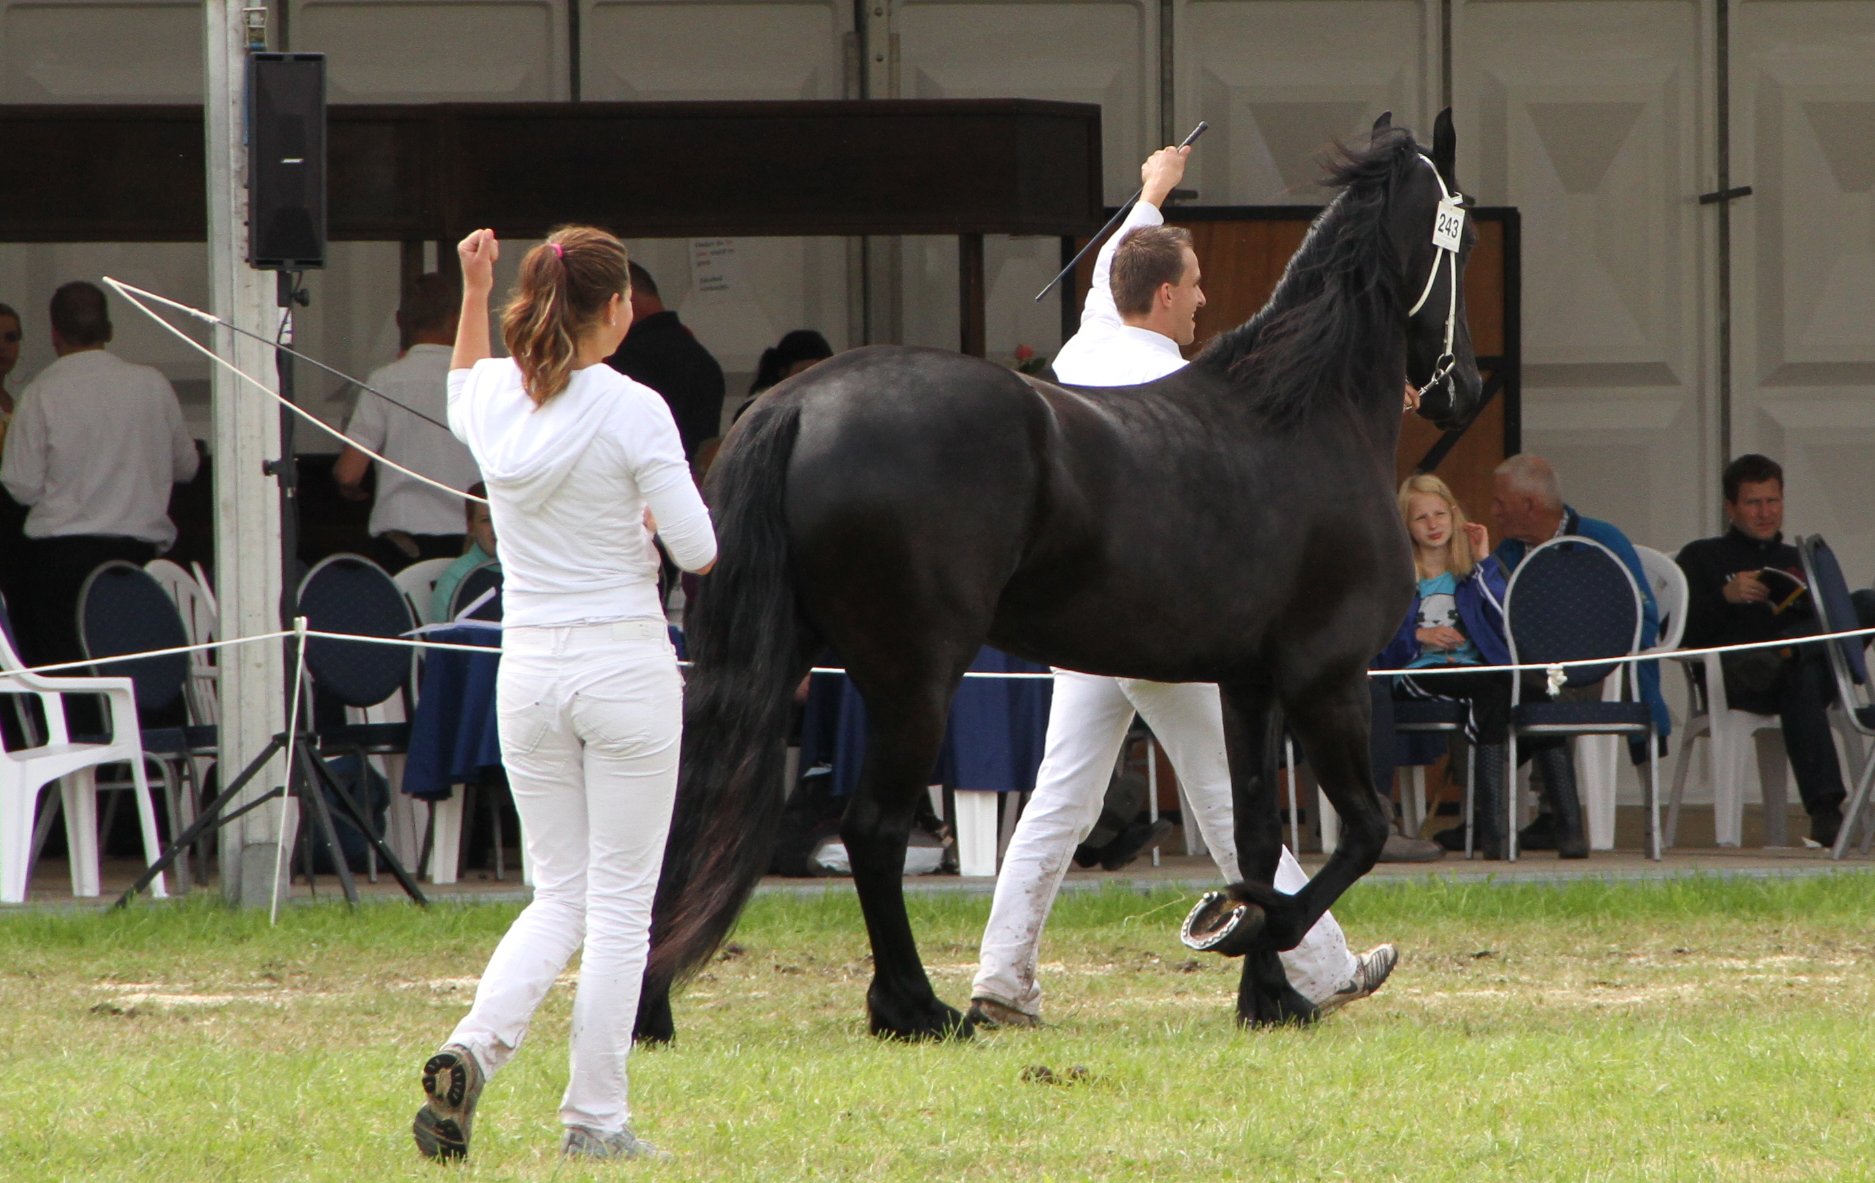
[{"left": 248, "top": 52, "right": 327, "bottom": 271}]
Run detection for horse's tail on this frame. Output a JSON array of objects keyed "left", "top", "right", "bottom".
[{"left": 648, "top": 401, "right": 809, "bottom": 993}]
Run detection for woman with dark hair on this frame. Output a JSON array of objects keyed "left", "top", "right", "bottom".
[
  {"left": 732, "top": 328, "right": 832, "bottom": 424},
  {"left": 411, "top": 226, "right": 716, "bottom": 1164}
]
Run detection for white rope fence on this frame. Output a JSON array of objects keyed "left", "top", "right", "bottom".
[
  {"left": 7, "top": 612, "right": 1869, "bottom": 914},
  {"left": 7, "top": 618, "right": 1875, "bottom": 686}
]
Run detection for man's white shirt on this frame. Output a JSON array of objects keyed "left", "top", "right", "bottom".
[
  {"left": 0, "top": 349, "right": 199, "bottom": 546},
  {"left": 347, "top": 343, "right": 484, "bottom": 537},
  {"left": 1048, "top": 201, "right": 1188, "bottom": 387}
]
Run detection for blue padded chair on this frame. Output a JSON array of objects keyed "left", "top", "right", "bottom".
[
  {"left": 1503, "top": 536, "right": 1661, "bottom": 861},
  {"left": 296, "top": 554, "right": 417, "bottom": 877},
  {"left": 77, "top": 561, "right": 218, "bottom": 887},
  {"left": 1796, "top": 535, "right": 1875, "bottom": 859},
  {"left": 448, "top": 561, "right": 503, "bottom": 623},
  {"left": 1391, "top": 697, "right": 1477, "bottom": 853}
]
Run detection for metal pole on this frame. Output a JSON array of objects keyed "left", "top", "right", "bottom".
[
  {"left": 206, "top": 0, "right": 289, "bottom": 906},
  {"left": 1715, "top": 0, "right": 1734, "bottom": 489}
]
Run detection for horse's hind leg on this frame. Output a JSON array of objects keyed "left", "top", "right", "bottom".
[{"left": 842, "top": 676, "right": 968, "bottom": 1040}]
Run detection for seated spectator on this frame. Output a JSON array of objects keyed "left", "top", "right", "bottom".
[
  {"left": 1372, "top": 475, "right": 1578, "bottom": 858},
  {"left": 1, "top": 281, "right": 199, "bottom": 684},
  {"left": 1675, "top": 454, "right": 1874, "bottom": 847},
  {"left": 334, "top": 273, "right": 482, "bottom": 572},
  {"left": 732, "top": 329, "right": 833, "bottom": 424},
  {"left": 1489, "top": 453, "right": 1669, "bottom": 851},
  {"left": 430, "top": 482, "right": 498, "bottom": 622}
]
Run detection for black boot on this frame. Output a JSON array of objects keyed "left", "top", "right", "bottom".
[
  {"left": 1532, "top": 745, "right": 1588, "bottom": 859},
  {"left": 1471, "top": 743, "right": 1509, "bottom": 859}
]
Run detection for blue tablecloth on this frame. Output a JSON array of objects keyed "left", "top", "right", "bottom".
[
  {"left": 401, "top": 623, "right": 689, "bottom": 801},
  {"left": 799, "top": 646, "right": 1054, "bottom": 797},
  {"left": 402, "top": 626, "right": 502, "bottom": 801}
]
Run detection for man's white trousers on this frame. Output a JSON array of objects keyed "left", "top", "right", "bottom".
[{"left": 972, "top": 671, "right": 1356, "bottom": 1015}]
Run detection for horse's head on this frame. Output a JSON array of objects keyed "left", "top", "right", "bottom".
[{"left": 1383, "top": 110, "right": 1482, "bottom": 431}]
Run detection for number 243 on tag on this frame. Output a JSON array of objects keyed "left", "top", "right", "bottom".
[{"left": 1432, "top": 199, "right": 1465, "bottom": 252}]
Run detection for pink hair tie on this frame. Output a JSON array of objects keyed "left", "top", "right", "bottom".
[{"left": 550, "top": 242, "right": 564, "bottom": 260}]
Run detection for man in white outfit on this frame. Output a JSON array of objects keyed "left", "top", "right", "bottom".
[
  {"left": 334, "top": 273, "right": 484, "bottom": 573},
  {"left": 968, "top": 145, "right": 1399, "bottom": 1028}
]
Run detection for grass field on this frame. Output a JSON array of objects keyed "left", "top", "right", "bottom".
[{"left": 3, "top": 871, "right": 1873, "bottom": 1182}]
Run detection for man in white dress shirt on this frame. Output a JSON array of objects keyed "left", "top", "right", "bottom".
[
  {"left": 967, "top": 146, "right": 1400, "bottom": 1029},
  {"left": 334, "top": 273, "right": 483, "bottom": 573},
  {"left": 1, "top": 280, "right": 200, "bottom": 675}
]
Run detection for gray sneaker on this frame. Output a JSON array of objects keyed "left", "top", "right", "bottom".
[
  {"left": 412, "top": 1043, "right": 484, "bottom": 1161},
  {"left": 966, "top": 997, "right": 1042, "bottom": 1030},
  {"left": 562, "top": 1125, "right": 673, "bottom": 1162},
  {"left": 1315, "top": 943, "right": 1399, "bottom": 1016}
]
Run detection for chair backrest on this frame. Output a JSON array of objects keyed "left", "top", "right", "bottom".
[
  {"left": 296, "top": 554, "right": 416, "bottom": 710},
  {"left": 78, "top": 560, "right": 192, "bottom": 718},
  {"left": 392, "top": 556, "right": 457, "bottom": 628},
  {"left": 145, "top": 558, "right": 220, "bottom": 646},
  {"left": 0, "top": 588, "right": 27, "bottom": 672},
  {"left": 1797, "top": 536, "right": 1871, "bottom": 713},
  {"left": 145, "top": 558, "right": 221, "bottom": 726},
  {"left": 1504, "top": 536, "right": 1643, "bottom": 689},
  {"left": 1633, "top": 545, "right": 1688, "bottom": 651},
  {"left": 449, "top": 561, "right": 503, "bottom": 622}
]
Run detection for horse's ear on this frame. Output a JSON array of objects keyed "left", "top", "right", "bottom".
[
  {"left": 1372, "top": 111, "right": 1392, "bottom": 140},
  {"left": 1432, "top": 107, "right": 1456, "bottom": 175}
]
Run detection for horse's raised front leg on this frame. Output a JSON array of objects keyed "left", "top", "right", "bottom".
[
  {"left": 1264, "top": 674, "right": 1388, "bottom": 946},
  {"left": 842, "top": 682, "right": 968, "bottom": 1041},
  {"left": 1183, "top": 681, "right": 1320, "bottom": 1026}
]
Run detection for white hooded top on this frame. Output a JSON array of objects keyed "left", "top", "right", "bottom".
[{"left": 447, "top": 357, "right": 716, "bottom": 627}]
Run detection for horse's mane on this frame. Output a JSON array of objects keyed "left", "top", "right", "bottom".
[{"left": 1193, "top": 127, "right": 1423, "bottom": 424}]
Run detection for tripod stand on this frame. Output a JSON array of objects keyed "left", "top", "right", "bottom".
[
  {"left": 117, "top": 716, "right": 426, "bottom": 906},
  {"left": 116, "top": 272, "right": 426, "bottom": 908}
]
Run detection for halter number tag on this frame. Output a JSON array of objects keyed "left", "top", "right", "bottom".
[{"left": 1432, "top": 199, "right": 1465, "bottom": 252}]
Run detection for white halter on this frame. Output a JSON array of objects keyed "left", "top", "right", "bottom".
[{"left": 1406, "top": 153, "right": 1463, "bottom": 395}]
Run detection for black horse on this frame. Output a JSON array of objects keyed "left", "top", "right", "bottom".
[{"left": 644, "top": 113, "right": 1482, "bottom": 1039}]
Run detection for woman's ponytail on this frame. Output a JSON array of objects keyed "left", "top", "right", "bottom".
[{"left": 501, "top": 225, "right": 629, "bottom": 406}]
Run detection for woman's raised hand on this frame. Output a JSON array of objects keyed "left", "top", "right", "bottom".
[{"left": 457, "top": 228, "right": 500, "bottom": 293}]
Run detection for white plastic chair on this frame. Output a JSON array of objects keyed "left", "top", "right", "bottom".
[
  {"left": 1661, "top": 543, "right": 1799, "bottom": 848},
  {"left": 145, "top": 558, "right": 221, "bottom": 729},
  {"left": 0, "top": 600, "right": 169, "bottom": 903},
  {"left": 392, "top": 557, "right": 456, "bottom": 629},
  {"left": 1577, "top": 546, "right": 1686, "bottom": 849}
]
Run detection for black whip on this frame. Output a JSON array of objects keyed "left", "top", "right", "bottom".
[{"left": 1032, "top": 120, "right": 1208, "bottom": 303}]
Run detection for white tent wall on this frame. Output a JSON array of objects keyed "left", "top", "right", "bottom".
[{"left": 3, "top": 0, "right": 1873, "bottom": 818}]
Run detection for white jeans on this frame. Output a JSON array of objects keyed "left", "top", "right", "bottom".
[
  {"left": 972, "top": 672, "right": 1356, "bottom": 1014},
  {"left": 446, "top": 618, "right": 681, "bottom": 1136}
]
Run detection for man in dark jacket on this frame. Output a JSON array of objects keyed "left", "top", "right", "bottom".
[
  {"left": 604, "top": 262, "right": 725, "bottom": 461},
  {"left": 1676, "top": 453, "right": 1851, "bottom": 847}
]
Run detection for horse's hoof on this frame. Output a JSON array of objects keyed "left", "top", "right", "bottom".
[
  {"left": 868, "top": 1001, "right": 972, "bottom": 1042},
  {"left": 1181, "top": 890, "right": 1265, "bottom": 957}
]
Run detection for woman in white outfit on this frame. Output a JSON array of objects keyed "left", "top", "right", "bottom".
[{"left": 411, "top": 225, "right": 717, "bottom": 1163}]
